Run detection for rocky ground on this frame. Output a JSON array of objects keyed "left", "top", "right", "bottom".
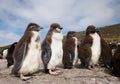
[{"left": 0, "top": 59, "right": 120, "bottom": 84}]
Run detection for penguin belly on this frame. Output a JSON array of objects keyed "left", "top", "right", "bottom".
[
  {"left": 72, "top": 37, "right": 78, "bottom": 65},
  {"left": 19, "top": 32, "right": 41, "bottom": 75},
  {"left": 90, "top": 33, "right": 101, "bottom": 65},
  {"left": 47, "top": 32, "right": 63, "bottom": 69}
]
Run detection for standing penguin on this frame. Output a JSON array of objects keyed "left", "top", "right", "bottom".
[
  {"left": 41, "top": 23, "right": 63, "bottom": 75},
  {"left": 108, "top": 42, "right": 118, "bottom": 56},
  {"left": 111, "top": 43, "right": 120, "bottom": 77},
  {"left": 97, "top": 29, "right": 112, "bottom": 68},
  {"left": 11, "top": 23, "right": 43, "bottom": 80},
  {"left": 63, "top": 31, "right": 78, "bottom": 69},
  {"left": 0, "top": 48, "right": 8, "bottom": 59},
  {"left": 78, "top": 25, "right": 112, "bottom": 69},
  {"left": 6, "top": 42, "right": 17, "bottom": 68}
]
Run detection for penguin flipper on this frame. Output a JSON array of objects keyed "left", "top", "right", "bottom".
[
  {"left": 70, "top": 50, "right": 75, "bottom": 64},
  {"left": 13, "top": 42, "right": 27, "bottom": 72},
  {"left": 42, "top": 42, "right": 51, "bottom": 71}
]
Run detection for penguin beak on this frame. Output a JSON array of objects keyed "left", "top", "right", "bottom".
[{"left": 59, "top": 27, "right": 63, "bottom": 30}]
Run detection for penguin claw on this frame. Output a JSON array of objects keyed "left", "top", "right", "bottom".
[{"left": 20, "top": 74, "right": 31, "bottom": 81}]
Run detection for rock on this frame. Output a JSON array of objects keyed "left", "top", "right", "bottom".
[{"left": 0, "top": 59, "right": 120, "bottom": 84}]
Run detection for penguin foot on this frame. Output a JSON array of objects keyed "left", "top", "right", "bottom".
[
  {"left": 54, "top": 69, "right": 62, "bottom": 73},
  {"left": 49, "top": 69, "right": 58, "bottom": 75},
  {"left": 88, "top": 65, "right": 95, "bottom": 70},
  {"left": 79, "top": 63, "right": 86, "bottom": 68},
  {"left": 64, "top": 65, "right": 72, "bottom": 69},
  {"left": 20, "top": 74, "right": 31, "bottom": 81},
  {"left": 49, "top": 69, "right": 62, "bottom": 75},
  {"left": 95, "top": 64, "right": 99, "bottom": 66}
]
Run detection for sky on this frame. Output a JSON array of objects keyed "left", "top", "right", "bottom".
[{"left": 0, "top": 0, "right": 120, "bottom": 46}]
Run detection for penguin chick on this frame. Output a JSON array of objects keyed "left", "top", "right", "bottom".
[
  {"left": 111, "top": 44, "right": 120, "bottom": 77},
  {"left": 42, "top": 23, "right": 63, "bottom": 75},
  {"left": 78, "top": 25, "right": 112, "bottom": 69},
  {"left": 0, "top": 48, "right": 8, "bottom": 59},
  {"left": 6, "top": 42, "right": 17, "bottom": 68},
  {"left": 63, "top": 31, "right": 78, "bottom": 69},
  {"left": 78, "top": 25, "right": 101, "bottom": 69},
  {"left": 11, "top": 23, "right": 43, "bottom": 80}
]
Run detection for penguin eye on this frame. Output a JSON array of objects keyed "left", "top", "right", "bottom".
[
  {"left": 30, "top": 25, "right": 35, "bottom": 29},
  {"left": 29, "top": 25, "right": 37, "bottom": 31},
  {"left": 70, "top": 34, "right": 73, "bottom": 36},
  {"left": 53, "top": 26, "right": 57, "bottom": 29}
]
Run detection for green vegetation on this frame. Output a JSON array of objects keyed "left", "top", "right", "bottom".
[
  {"left": 0, "top": 45, "right": 10, "bottom": 52},
  {"left": 76, "top": 24, "right": 120, "bottom": 42}
]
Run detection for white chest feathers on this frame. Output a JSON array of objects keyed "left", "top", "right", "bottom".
[
  {"left": 90, "top": 32, "right": 101, "bottom": 65},
  {"left": 72, "top": 37, "right": 78, "bottom": 65},
  {"left": 2, "top": 49, "right": 8, "bottom": 59},
  {"left": 47, "top": 32, "right": 63, "bottom": 69},
  {"left": 19, "top": 31, "right": 41, "bottom": 75}
]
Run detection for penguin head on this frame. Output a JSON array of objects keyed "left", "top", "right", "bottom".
[
  {"left": 109, "top": 42, "right": 118, "bottom": 50},
  {"left": 67, "top": 31, "right": 76, "bottom": 37},
  {"left": 86, "top": 25, "right": 96, "bottom": 35},
  {"left": 25, "top": 23, "right": 43, "bottom": 32},
  {"left": 50, "top": 23, "right": 63, "bottom": 33},
  {"left": 12, "top": 42, "right": 17, "bottom": 47}
]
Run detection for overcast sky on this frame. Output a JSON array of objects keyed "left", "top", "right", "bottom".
[{"left": 0, "top": 0, "right": 120, "bottom": 46}]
